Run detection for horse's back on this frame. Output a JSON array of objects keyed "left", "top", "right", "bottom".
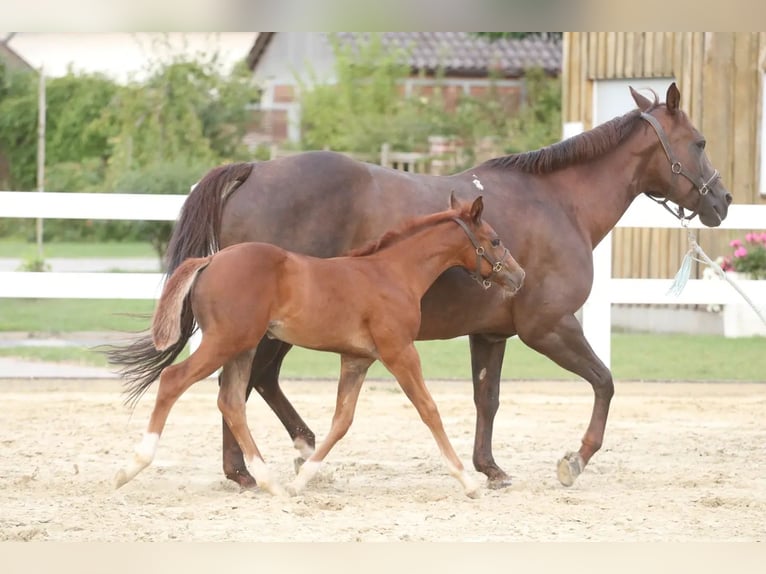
[{"left": 219, "top": 151, "right": 454, "bottom": 257}]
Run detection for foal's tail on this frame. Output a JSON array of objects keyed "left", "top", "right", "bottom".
[
  {"left": 105, "top": 162, "right": 254, "bottom": 408},
  {"left": 152, "top": 257, "right": 211, "bottom": 352}
]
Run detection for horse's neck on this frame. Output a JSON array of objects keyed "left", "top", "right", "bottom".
[
  {"left": 548, "top": 134, "right": 651, "bottom": 248},
  {"left": 372, "top": 222, "right": 467, "bottom": 297}
]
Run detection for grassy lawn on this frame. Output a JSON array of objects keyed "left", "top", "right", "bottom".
[
  {"left": 0, "top": 240, "right": 156, "bottom": 259},
  {"left": 0, "top": 299, "right": 155, "bottom": 332},
  {"left": 0, "top": 330, "right": 762, "bottom": 382}
]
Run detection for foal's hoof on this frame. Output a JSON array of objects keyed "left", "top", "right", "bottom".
[
  {"left": 113, "top": 469, "right": 129, "bottom": 490},
  {"left": 293, "top": 457, "right": 306, "bottom": 475},
  {"left": 465, "top": 487, "right": 483, "bottom": 499},
  {"left": 556, "top": 451, "right": 584, "bottom": 487}
]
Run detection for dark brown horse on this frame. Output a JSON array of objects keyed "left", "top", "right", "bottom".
[
  {"left": 114, "top": 195, "right": 523, "bottom": 497},
  {"left": 109, "top": 83, "right": 731, "bottom": 490}
]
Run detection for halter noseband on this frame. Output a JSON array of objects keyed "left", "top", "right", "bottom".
[
  {"left": 451, "top": 216, "right": 508, "bottom": 290},
  {"left": 640, "top": 111, "right": 720, "bottom": 221}
]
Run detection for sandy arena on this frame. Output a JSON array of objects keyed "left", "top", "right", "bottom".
[{"left": 1, "top": 377, "right": 764, "bottom": 541}]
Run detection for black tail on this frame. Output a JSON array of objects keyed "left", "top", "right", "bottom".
[{"left": 105, "top": 162, "right": 255, "bottom": 408}]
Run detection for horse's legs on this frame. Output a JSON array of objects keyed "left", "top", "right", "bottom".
[
  {"left": 288, "top": 355, "right": 373, "bottom": 496},
  {"left": 217, "top": 349, "right": 285, "bottom": 497},
  {"left": 381, "top": 344, "right": 480, "bottom": 498},
  {"left": 519, "top": 313, "right": 614, "bottom": 487},
  {"left": 468, "top": 334, "right": 511, "bottom": 489},
  {"left": 114, "top": 338, "right": 226, "bottom": 489},
  {"left": 221, "top": 338, "right": 315, "bottom": 488}
]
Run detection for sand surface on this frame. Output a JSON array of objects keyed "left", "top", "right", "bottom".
[{"left": 1, "top": 377, "right": 764, "bottom": 541}]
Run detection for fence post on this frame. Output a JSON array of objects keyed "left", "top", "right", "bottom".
[
  {"left": 562, "top": 121, "right": 612, "bottom": 367},
  {"left": 582, "top": 234, "right": 613, "bottom": 368},
  {"left": 380, "top": 142, "right": 390, "bottom": 168}
]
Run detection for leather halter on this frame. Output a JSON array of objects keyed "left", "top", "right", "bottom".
[
  {"left": 640, "top": 111, "right": 720, "bottom": 221},
  {"left": 451, "top": 216, "right": 508, "bottom": 289}
]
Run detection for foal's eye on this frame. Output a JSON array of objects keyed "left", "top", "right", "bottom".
[
  {"left": 491, "top": 238, "right": 501, "bottom": 247},
  {"left": 697, "top": 140, "right": 706, "bottom": 150}
]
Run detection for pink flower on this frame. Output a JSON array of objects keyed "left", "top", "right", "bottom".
[
  {"left": 746, "top": 232, "right": 756, "bottom": 243},
  {"left": 734, "top": 247, "right": 748, "bottom": 258},
  {"left": 760, "top": 233, "right": 766, "bottom": 244},
  {"left": 730, "top": 239, "right": 743, "bottom": 248},
  {"left": 721, "top": 257, "right": 733, "bottom": 271}
]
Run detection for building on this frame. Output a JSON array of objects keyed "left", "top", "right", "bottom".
[
  {"left": 246, "top": 32, "right": 561, "bottom": 144},
  {"left": 562, "top": 32, "right": 766, "bottom": 280}
]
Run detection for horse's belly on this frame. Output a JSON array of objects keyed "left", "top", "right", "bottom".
[{"left": 267, "top": 320, "right": 378, "bottom": 358}]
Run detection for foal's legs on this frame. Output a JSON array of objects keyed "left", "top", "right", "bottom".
[
  {"left": 114, "top": 338, "right": 227, "bottom": 488},
  {"left": 519, "top": 313, "right": 614, "bottom": 486},
  {"left": 217, "top": 349, "right": 285, "bottom": 497},
  {"left": 221, "top": 338, "right": 314, "bottom": 488},
  {"left": 288, "top": 355, "right": 373, "bottom": 496},
  {"left": 381, "top": 344, "right": 480, "bottom": 498}
]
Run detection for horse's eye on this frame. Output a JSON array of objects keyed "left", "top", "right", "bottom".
[
  {"left": 491, "top": 238, "right": 501, "bottom": 247},
  {"left": 697, "top": 140, "right": 706, "bottom": 150}
]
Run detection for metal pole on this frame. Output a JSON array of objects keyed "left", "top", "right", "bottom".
[{"left": 36, "top": 67, "right": 46, "bottom": 259}]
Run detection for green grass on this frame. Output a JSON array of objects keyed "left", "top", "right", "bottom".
[
  {"left": 0, "top": 331, "right": 762, "bottom": 382},
  {"left": 0, "top": 240, "right": 156, "bottom": 258},
  {"left": 0, "top": 299, "right": 155, "bottom": 332}
]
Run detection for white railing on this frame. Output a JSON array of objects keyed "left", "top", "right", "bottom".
[{"left": 1, "top": 190, "right": 765, "bottom": 370}]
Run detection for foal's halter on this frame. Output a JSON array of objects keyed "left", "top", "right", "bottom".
[
  {"left": 640, "top": 111, "right": 720, "bottom": 221},
  {"left": 451, "top": 217, "right": 508, "bottom": 289}
]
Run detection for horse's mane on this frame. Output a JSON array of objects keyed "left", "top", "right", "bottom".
[
  {"left": 483, "top": 95, "right": 660, "bottom": 174},
  {"left": 345, "top": 207, "right": 467, "bottom": 257}
]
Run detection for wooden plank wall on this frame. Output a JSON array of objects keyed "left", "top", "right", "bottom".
[{"left": 563, "top": 32, "right": 766, "bottom": 279}]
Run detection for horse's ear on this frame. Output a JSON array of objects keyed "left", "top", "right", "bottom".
[
  {"left": 629, "top": 86, "right": 653, "bottom": 111},
  {"left": 666, "top": 82, "right": 680, "bottom": 115},
  {"left": 449, "top": 190, "right": 459, "bottom": 210},
  {"left": 470, "top": 196, "right": 484, "bottom": 223}
]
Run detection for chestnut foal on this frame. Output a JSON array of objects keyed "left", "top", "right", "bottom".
[{"left": 114, "top": 194, "right": 524, "bottom": 498}]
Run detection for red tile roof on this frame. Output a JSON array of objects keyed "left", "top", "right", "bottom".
[{"left": 247, "top": 32, "right": 561, "bottom": 78}]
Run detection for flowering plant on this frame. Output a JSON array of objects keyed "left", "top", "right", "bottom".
[{"left": 719, "top": 232, "right": 766, "bottom": 279}]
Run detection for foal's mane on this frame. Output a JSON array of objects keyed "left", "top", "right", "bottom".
[
  {"left": 345, "top": 207, "right": 467, "bottom": 257},
  {"left": 484, "top": 95, "right": 660, "bottom": 174}
]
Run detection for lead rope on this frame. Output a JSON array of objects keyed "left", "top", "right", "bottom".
[{"left": 667, "top": 223, "right": 766, "bottom": 326}]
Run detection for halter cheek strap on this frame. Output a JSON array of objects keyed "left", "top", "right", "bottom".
[
  {"left": 451, "top": 217, "right": 507, "bottom": 289},
  {"left": 640, "top": 112, "right": 720, "bottom": 221}
]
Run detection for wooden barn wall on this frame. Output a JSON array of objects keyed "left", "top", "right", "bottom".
[{"left": 563, "top": 32, "right": 766, "bottom": 280}]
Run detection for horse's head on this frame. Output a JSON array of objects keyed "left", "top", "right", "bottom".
[
  {"left": 631, "top": 82, "right": 732, "bottom": 227},
  {"left": 449, "top": 192, "right": 525, "bottom": 295}
]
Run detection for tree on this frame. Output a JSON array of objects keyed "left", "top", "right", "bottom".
[
  {"left": 297, "top": 33, "right": 562, "bottom": 165},
  {"left": 0, "top": 42, "right": 259, "bottom": 262}
]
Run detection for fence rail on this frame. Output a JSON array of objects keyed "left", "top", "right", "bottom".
[{"left": 1, "top": 190, "right": 765, "bottom": 370}]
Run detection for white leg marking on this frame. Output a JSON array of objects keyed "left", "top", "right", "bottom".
[
  {"left": 114, "top": 432, "right": 160, "bottom": 489},
  {"left": 478, "top": 367, "right": 487, "bottom": 381},
  {"left": 443, "top": 456, "right": 481, "bottom": 498},
  {"left": 247, "top": 457, "right": 286, "bottom": 497},
  {"left": 293, "top": 437, "right": 315, "bottom": 459},
  {"left": 288, "top": 460, "right": 322, "bottom": 496}
]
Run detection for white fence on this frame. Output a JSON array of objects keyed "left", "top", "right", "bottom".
[{"left": 1, "top": 190, "right": 765, "bottom": 370}]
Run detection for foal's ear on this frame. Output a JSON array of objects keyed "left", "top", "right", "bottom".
[
  {"left": 629, "top": 86, "right": 653, "bottom": 111},
  {"left": 666, "top": 82, "right": 680, "bottom": 115},
  {"left": 449, "top": 190, "right": 459, "bottom": 210},
  {"left": 470, "top": 196, "right": 484, "bottom": 223}
]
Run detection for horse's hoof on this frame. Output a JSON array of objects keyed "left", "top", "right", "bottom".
[
  {"left": 225, "top": 469, "right": 257, "bottom": 490},
  {"left": 486, "top": 475, "right": 513, "bottom": 490},
  {"left": 285, "top": 483, "right": 300, "bottom": 498},
  {"left": 556, "top": 451, "right": 584, "bottom": 487},
  {"left": 465, "top": 487, "right": 482, "bottom": 499},
  {"left": 114, "top": 469, "right": 129, "bottom": 490},
  {"left": 293, "top": 457, "right": 306, "bottom": 475}
]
